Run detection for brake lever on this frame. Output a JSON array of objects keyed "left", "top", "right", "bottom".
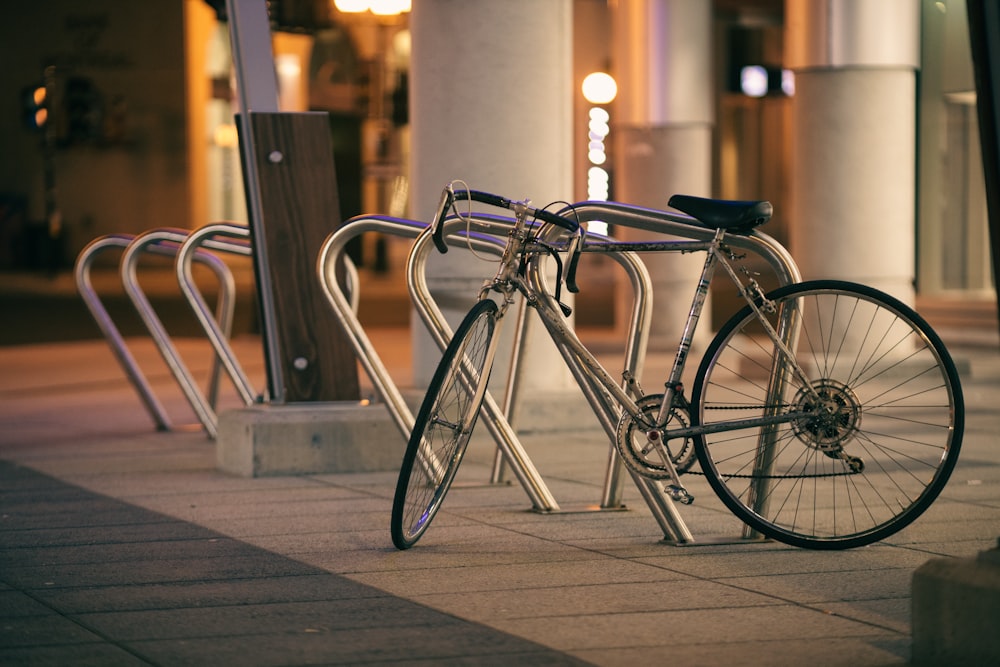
[
  {"left": 431, "top": 186, "right": 454, "bottom": 254},
  {"left": 564, "top": 226, "right": 585, "bottom": 294}
]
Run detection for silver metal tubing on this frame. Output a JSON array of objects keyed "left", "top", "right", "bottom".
[
  {"left": 317, "top": 215, "right": 430, "bottom": 441},
  {"left": 406, "top": 215, "right": 561, "bottom": 512},
  {"left": 75, "top": 234, "right": 171, "bottom": 430},
  {"left": 75, "top": 232, "right": 237, "bottom": 432},
  {"left": 528, "top": 222, "right": 694, "bottom": 543},
  {"left": 489, "top": 295, "right": 530, "bottom": 483},
  {"left": 175, "top": 223, "right": 257, "bottom": 405},
  {"left": 565, "top": 201, "right": 802, "bottom": 286},
  {"left": 319, "top": 214, "right": 560, "bottom": 511},
  {"left": 120, "top": 228, "right": 238, "bottom": 438},
  {"left": 568, "top": 200, "right": 805, "bottom": 542}
]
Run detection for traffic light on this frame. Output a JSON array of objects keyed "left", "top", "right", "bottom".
[
  {"left": 64, "top": 76, "right": 104, "bottom": 143},
  {"left": 21, "top": 82, "right": 49, "bottom": 131}
]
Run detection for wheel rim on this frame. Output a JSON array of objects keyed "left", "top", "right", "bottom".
[
  {"left": 393, "top": 300, "right": 496, "bottom": 548},
  {"left": 693, "top": 282, "right": 963, "bottom": 548}
]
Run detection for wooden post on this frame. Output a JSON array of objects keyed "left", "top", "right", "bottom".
[
  {"left": 224, "top": 0, "right": 359, "bottom": 403},
  {"left": 241, "top": 111, "right": 361, "bottom": 402}
]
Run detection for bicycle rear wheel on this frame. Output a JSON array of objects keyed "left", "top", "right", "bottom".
[
  {"left": 691, "top": 280, "right": 964, "bottom": 549},
  {"left": 391, "top": 298, "right": 499, "bottom": 549}
]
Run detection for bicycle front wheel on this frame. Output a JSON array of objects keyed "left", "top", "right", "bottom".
[
  {"left": 391, "top": 298, "right": 499, "bottom": 549},
  {"left": 691, "top": 280, "right": 964, "bottom": 549}
]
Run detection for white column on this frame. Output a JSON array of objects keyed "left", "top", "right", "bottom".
[
  {"left": 786, "top": 0, "right": 919, "bottom": 304},
  {"left": 409, "top": 0, "right": 575, "bottom": 395},
  {"left": 612, "top": 0, "right": 714, "bottom": 351}
]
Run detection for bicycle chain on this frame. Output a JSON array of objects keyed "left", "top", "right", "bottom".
[{"left": 704, "top": 403, "right": 794, "bottom": 410}]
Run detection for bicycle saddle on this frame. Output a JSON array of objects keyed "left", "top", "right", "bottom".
[{"left": 668, "top": 194, "right": 772, "bottom": 233}]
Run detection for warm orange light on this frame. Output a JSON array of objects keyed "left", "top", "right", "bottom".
[
  {"left": 334, "top": 0, "right": 410, "bottom": 14},
  {"left": 370, "top": 0, "right": 410, "bottom": 15},
  {"left": 582, "top": 72, "right": 617, "bottom": 105},
  {"left": 334, "top": 0, "right": 369, "bottom": 12}
]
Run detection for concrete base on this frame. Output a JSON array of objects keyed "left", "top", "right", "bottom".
[
  {"left": 912, "top": 541, "right": 1000, "bottom": 666},
  {"left": 216, "top": 402, "right": 404, "bottom": 477}
]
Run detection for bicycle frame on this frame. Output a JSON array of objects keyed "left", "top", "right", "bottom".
[{"left": 493, "top": 218, "right": 808, "bottom": 504}]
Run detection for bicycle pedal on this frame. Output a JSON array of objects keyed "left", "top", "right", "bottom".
[{"left": 665, "top": 484, "right": 694, "bottom": 505}]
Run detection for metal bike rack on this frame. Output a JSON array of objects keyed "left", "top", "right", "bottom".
[
  {"left": 405, "top": 215, "right": 567, "bottom": 512},
  {"left": 318, "top": 211, "right": 698, "bottom": 538},
  {"left": 175, "top": 223, "right": 257, "bottom": 405},
  {"left": 119, "top": 227, "right": 259, "bottom": 438},
  {"left": 176, "top": 221, "right": 362, "bottom": 408},
  {"left": 564, "top": 200, "right": 805, "bottom": 543},
  {"left": 317, "top": 214, "right": 562, "bottom": 512},
  {"left": 75, "top": 232, "right": 239, "bottom": 432},
  {"left": 407, "top": 215, "right": 692, "bottom": 534}
]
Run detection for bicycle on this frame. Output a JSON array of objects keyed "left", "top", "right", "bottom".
[{"left": 391, "top": 182, "right": 965, "bottom": 551}]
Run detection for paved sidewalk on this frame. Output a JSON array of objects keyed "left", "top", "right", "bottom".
[{"left": 1, "top": 332, "right": 998, "bottom": 666}]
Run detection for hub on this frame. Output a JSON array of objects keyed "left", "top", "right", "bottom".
[{"left": 791, "top": 379, "right": 862, "bottom": 453}]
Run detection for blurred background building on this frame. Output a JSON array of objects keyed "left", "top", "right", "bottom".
[{"left": 0, "top": 0, "right": 993, "bottom": 345}]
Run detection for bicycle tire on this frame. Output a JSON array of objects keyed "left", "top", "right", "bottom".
[
  {"left": 691, "top": 280, "right": 964, "bottom": 549},
  {"left": 391, "top": 299, "right": 499, "bottom": 549}
]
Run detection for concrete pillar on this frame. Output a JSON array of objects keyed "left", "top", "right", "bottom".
[
  {"left": 612, "top": 0, "right": 714, "bottom": 351},
  {"left": 785, "top": 0, "right": 920, "bottom": 304},
  {"left": 409, "top": 1, "right": 576, "bottom": 400}
]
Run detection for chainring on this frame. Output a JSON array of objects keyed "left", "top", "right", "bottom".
[{"left": 615, "top": 394, "right": 696, "bottom": 480}]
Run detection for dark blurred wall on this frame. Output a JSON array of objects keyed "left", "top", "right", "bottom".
[{"left": 0, "top": 0, "right": 189, "bottom": 268}]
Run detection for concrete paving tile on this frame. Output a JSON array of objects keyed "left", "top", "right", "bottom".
[
  {"left": 23, "top": 451, "right": 214, "bottom": 478},
  {"left": 563, "top": 532, "right": 781, "bottom": 558},
  {"left": 0, "top": 614, "right": 106, "bottom": 648},
  {"left": 488, "top": 604, "right": 901, "bottom": 652},
  {"left": 75, "top": 597, "right": 466, "bottom": 641},
  {"left": 85, "top": 473, "right": 358, "bottom": 504},
  {"left": 300, "top": 531, "right": 614, "bottom": 575},
  {"left": 139, "top": 493, "right": 386, "bottom": 525},
  {"left": 821, "top": 597, "right": 911, "bottom": 634},
  {"left": 348, "top": 556, "right": 689, "bottom": 598},
  {"left": 573, "top": 636, "right": 909, "bottom": 667},
  {"left": 2, "top": 535, "right": 260, "bottom": 567},
  {"left": 4, "top": 551, "right": 320, "bottom": 589},
  {"left": 409, "top": 578, "right": 778, "bottom": 623},
  {"left": 913, "top": 497, "right": 1000, "bottom": 519},
  {"left": 892, "top": 539, "right": 998, "bottom": 559},
  {"left": 716, "top": 568, "right": 914, "bottom": 605},
  {"left": 0, "top": 643, "right": 152, "bottom": 667},
  {"left": 187, "top": 506, "right": 452, "bottom": 541},
  {"left": 312, "top": 470, "right": 401, "bottom": 488},
  {"left": 2, "top": 497, "right": 170, "bottom": 531},
  {"left": 239, "top": 527, "right": 393, "bottom": 558},
  {"left": 881, "top": 515, "right": 1000, "bottom": 547},
  {"left": 0, "top": 590, "right": 56, "bottom": 617},
  {"left": 0, "top": 519, "right": 210, "bottom": 549},
  {"left": 632, "top": 543, "right": 932, "bottom": 579},
  {"left": 128, "top": 624, "right": 592, "bottom": 666},
  {"left": 29, "top": 573, "right": 387, "bottom": 614}
]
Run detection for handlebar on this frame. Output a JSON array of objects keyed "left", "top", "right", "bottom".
[{"left": 431, "top": 185, "right": 580, "bottom": 254}]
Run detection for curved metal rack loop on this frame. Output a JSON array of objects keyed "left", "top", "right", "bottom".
[{"left": 75, "top": 232, "right": 238, "bottom": 432}]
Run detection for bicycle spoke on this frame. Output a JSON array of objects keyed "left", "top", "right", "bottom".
[{"left": 693, "top": 281, "right": 963, "bottom": 549}]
